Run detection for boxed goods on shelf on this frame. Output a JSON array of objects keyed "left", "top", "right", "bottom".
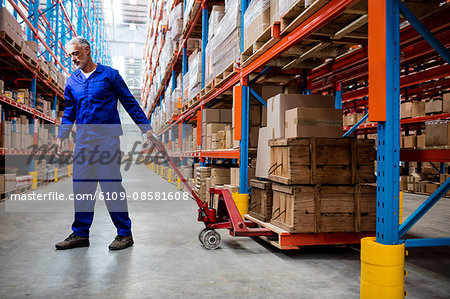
[
  {"left": 169, "top": 3, "right": 183, "bottom": 41},
  {"left": 402, "top": 135, "right": 416, "bottom": 148},
  {"left": 411, "top": 101, "right": 425, "bottom": 118},
  {"left": 243, "top": 0, "right": 271, "bottom": 51},
  {"left": 268, "top": 137, "right": 376, "bottom": 185},
  {"left": 444, "top": 93, "right": 450, "bottom": 113},
  {"left": 0, "top": 173, "right": 16, "bottom": 193},
  {"left": 188, "top": 49, "right": 202, "bottom": 100},
  {"left": 270, "top": 183, "right": 376, "bottom": 233},
  {"left": 425, "top": 120, "right": 450, "bottom": 146},
  {"left": 425, "top": 99, "right": 443, "bottom": 114},
  {"left": 284, "top": 107, "right": 343, "bottom": 138},
  {"left": 208, "top": 6, "right": 225, "bottom": 41},
  {"left": 0, "top": 7, "right": 23, "bottom": 47},
  {"left": 267, "top": 94, "right": 335, "bottom": 139},
  {"left": 417, "top": 134, "right": 426, "bottom": 148},
  {"left": 249, "top": 179, "right": 273, "bottom": 222},
  {"left": 400, "top": 102, "right": 412, "bottom": 119},
  {"left": 209, "top": 0, "right": 241, "bottom": 79}
]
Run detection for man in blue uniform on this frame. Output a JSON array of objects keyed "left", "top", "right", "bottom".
[{"left": 55, "top": 37, "right": 152, "bottom": 250}]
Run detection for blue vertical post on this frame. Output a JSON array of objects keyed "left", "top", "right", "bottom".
[
  {"left": 77, "top": 5, "right": 82, "bottom": 36},
  {"left": 26, "top": 0, "right": 34, "bottom": 40},
  {"left": 376, "top": 0, "right": 401, "bottom": 245},
  {"left": 13, "top": 0, "right": 17, "bottom": 19},
  {"left": 172, "top": 70, "right": 176, "bottom": 91},
  {"left": 201, "top": 2, "right": 208, "bottom": 89},
  {"left": 239, "top": 0, "right": 249, "bottom": 194},
  {"left": 55, "top": 2, "right": 60, "bottom": 66},
  {"left": 45, "top": 0, "right": 53, "bottom": 61}
]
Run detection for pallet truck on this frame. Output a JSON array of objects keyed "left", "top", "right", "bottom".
[{"left": 147, "top": 135, "right": 274, "bottom": 249}]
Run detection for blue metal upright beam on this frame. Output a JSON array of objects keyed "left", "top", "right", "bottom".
[
  {"left": 375, "top": 0, "right": 401, "bottom": 245},
  {"left": 201, "top": 2, "right": 208, "bottom": 89},
  {"left": 398, "top": 1, "right": 450, "bottom": 64},
  {"left": 54, "top": 2, "right": 60, "bottom": 64}
]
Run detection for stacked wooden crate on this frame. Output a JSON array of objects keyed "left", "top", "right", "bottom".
[{"left": 267, "top": 137, "right": 377, "bottom": 233}]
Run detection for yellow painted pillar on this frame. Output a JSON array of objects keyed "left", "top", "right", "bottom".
[
  {"left": 360, "top": 237, "right": 405, "bottom": 298},
  {"left": 68, "top": 164, "right": 72, "bottom": 177},
  {"left": 177, "top": 177, "right": 181, "bottom": 190},
  {"left": 29, "top": 171, "right": 37, "bottom": 190},
  {"left": 399, "top": 191, "right": 403, "bottom": 224},
  {"left": 232, "top": 193, "right": 249, "bottom": 217},
  {"left": 54, "top": 168, "right": 58, "bottom": 182},
  {"left": 168, "top": 168, "right": 172, "bottom": 182}
]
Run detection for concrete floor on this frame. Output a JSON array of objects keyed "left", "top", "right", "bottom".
[{"left": 0, "top": 162, "right": 449, "bottom": 298}]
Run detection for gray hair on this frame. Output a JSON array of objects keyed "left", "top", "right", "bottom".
[{"left": 67, "top": 36, "right": 90, "bottom": 48}]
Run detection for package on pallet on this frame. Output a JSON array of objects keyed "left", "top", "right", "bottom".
[
  {"left": 0, "top": 173, "right": 16, "bottom": 193},
  {"left": 188, "top": 50, "right": 202, "bottom": 100},
  {"left": 411, "top": 101, "right": 425, "bottom": 118},
  {"left": 443, "top": 93, "right": 450, "bottom": 113},
  {"left": 402, "top": 135, "right": 416, "bottom": 148},
  {"left": 183, "top": 0, "right": 195, "bottom": 28},
  {"left": 417, "top": 134, "right": 426, "bottom": 148},
  {"left": 400, "top": 102, "right": 412, "bottom": 119},
  {"left": 182, "top": 73, "right": 189, "bottom": 105},
  {"left": 425, "top": 120, "right": 450, "bottom": 146},
  {"left": 208, "top": 6, "right": 226, "bottom": 41},
  {"left": 209, "top": 0, "right": 241, "bottom": 79},
  {"left": 425, "top": 99, "right": 442, "bottom": 114},
  {"left": 270, "top": 0, "right": 279, "bottom": 24},
  {"left": 243, "top": 0, "right": 271, "bottom": 51},
  {"left": 284, "top": 107, "right": 343, "bottom": 138},
  {"left": 0, "top": 7, "right": 23, "bottom": 43},
  {"left": 267, "top": 94, "right": 335, "bottom": 139}
]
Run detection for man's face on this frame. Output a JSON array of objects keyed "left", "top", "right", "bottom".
[{"left": 67, "top": 43, "right": 90, "bottom": 70}]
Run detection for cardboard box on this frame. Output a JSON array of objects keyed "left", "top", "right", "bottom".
[
  {"left": 426, "top": 183, "right": 439, "bottom": 194},
  {"left": 202, "top": 109, "right": 220, "bottom": 123},
  {"left": 417, "top": 134, "right": 426, "bottom": 148},
  {"left": 425, "top": 99, "right": 442, "bottom": 114},
  {"left": 285, "top": 107, "right": 343, "bottom": 138},
  {"left": 206, "top": 123, "right": 228, "bottom": 136},
  {"left": 411, "top": 101, "right": 425, "bottom": 118},
  {"left": 225, "top": 129, "right": 233, "bottom": 148},
  {"left": 400, "top": 102, "right": 412, "bottom": 119},
  {"left": 443, "top": 93, "right": 450, "bottom": 113},
  {"left": 220, "top": 109, "right": 232, "bottom": 123},
  {"left": 243, "top": 0, "right": 271, "bottom": 50},
  {"left": 255, "top": 126, "right": 271, "bottom": 178},
  {"left": 267, "top": 94, "right": 335, "bottom": 139},
  {"left": 403, "top": 135, "right": 417, "bottom": 148},
  {"left": 261, "top": 105, "right": 267, "bottom": 127},
  {"left": 425, "top": 121, "right": 450, "bottom": 146}
]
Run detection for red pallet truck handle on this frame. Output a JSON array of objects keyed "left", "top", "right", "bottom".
[{"left": 145, "top": 134, "right": 204, "bottom": 208}]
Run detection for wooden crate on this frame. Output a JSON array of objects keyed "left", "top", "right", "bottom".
[
  {"left": 268, "top": 137, "right": 376, "bottom": 185},
  {"left": 249, "top": 179, "right": 273, "bottom": 222},
  {"left": 270, "top": 183, "right": 376, "bottom": 233}
]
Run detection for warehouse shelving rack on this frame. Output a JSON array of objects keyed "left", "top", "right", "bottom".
[
  {"left": 0, "top": 0, "right": 111, "bottom": 184},
  {"left": 143, "top": 0, "right": 450, "bottom": 289}
]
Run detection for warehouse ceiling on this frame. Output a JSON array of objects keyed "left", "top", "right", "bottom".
[{"left": 103, "top": 0, "right": 148, "bottom": 104}]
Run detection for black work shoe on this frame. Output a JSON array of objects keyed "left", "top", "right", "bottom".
[
  {"left": 109, "top": 235, "right": 134, "bottom": 251},
  {"left": 55, "top": 233, "right": 89, "bottom": 250}
]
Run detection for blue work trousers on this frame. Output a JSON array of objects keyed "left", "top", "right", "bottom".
[{"left": 71, "top": 137, "right": 131, "bottom": 237}]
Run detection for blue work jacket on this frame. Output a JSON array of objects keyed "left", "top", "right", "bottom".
[{"left": 57, "top": 63, "right": 151, "bottom": 142}]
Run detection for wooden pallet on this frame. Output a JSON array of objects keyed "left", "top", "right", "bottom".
[
  {"left": 213, "top": 62, "right": 237, "bottom": 88},
  {"left": 245, "top": 214, "right": 375, "bottom": 250},
  {"left": 22, "top": 52, "right": 38, "bottom": 67},
  {"left": 1, "top": 189, "right": 16, "bottom": 201},
  {"left": 0, "top": 31, "right": 22, "bottom": 53},
  {"left": 200, "top": 80, "right": 214, "bottom": 99},
  {"left": 241, "top": 24, "right": 281, "bottom": 68}
]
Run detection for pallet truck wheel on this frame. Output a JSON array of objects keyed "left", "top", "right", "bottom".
[
  {"left": 202, "top": 230, "right": 221, "bottom": 250},
  {"left": 198, "top": 228, "right": 210, "bottom": 244}
]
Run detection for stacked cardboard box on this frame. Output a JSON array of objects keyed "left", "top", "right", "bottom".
[
  {"left": 0, "top": 7, "right": 23, "bottom": 49},
  {"left": 243, "top": 0, "right": 271, "bottom": 51},
  {"left": 169, "top": 3, "right": 183, "bottom": 42},
  {"left": 425, "top": 120, "right": 449, "bottom": 146},
  {"left": 0, "top": 173, "right": 16, "bottom": 194},
  {"left": 201, "top": 108, "right": 232, "bottom": 150},
  {"left": 268, "top": 137, "right": 377, "bottom": 233},
  {"left": 194, "top": 166, "right": 211, "bottom": 202},
  {"left": 21, "top": 40, "right": 38, "bottom": 64},
  {"left": 425, "top": 99, "right": 443, "bottom": 114},
  {"left": 256, "top": 94, "right": 340, "bottom": 178}
]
